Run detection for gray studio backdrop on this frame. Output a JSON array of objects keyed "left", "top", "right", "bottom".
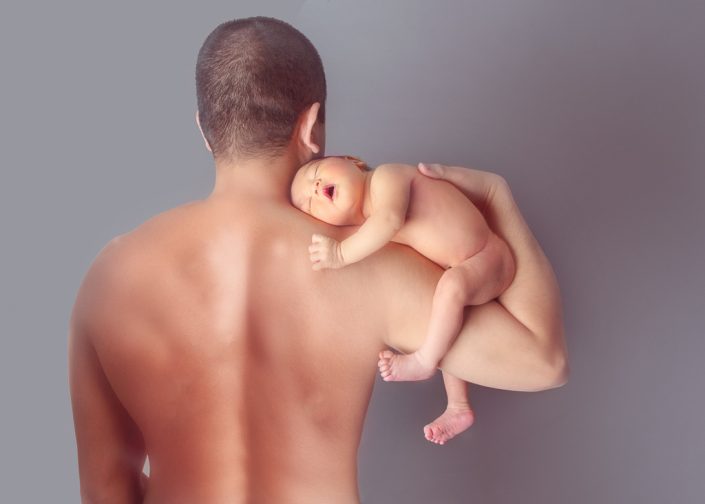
[{"left": 1, "top": 1, "right": 703, "bottom": 503}]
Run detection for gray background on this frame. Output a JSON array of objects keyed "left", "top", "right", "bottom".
[{"left": 1, "top": 1, "right": 703, "bottom": 503}]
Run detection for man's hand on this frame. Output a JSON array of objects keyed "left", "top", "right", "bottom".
[
  {"left": 417, "top": 162, "right": 446, "bottom": 179},
  {"left": 309, "top": 234, "right": 346, "bottom": 270},
  {"left": 417, "top": 162, "right": 508, "bottom": 228}
]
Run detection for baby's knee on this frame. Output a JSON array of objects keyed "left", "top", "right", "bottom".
[
  {"left": 490, "top": 233, "right": 516, "bottom": 292},
  {"left": 435, "top": 268, "right": 469, "bottom": 305}
]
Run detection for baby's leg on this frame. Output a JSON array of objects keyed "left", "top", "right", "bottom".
[
  {"left": 379, "top": 232, "right": 515, "bottom": 382},
  {"left": 424, "top": 371, "right": 475, "bottom": 445}
]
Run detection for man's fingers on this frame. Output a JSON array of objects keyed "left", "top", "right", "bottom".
[
  {"left": 418, "top": 162, "right": 445, "bottom": 179},
  {"left": 419, "top": 163, "right": 503, "bottom": 204}
]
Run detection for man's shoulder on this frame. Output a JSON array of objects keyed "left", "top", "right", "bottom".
[
  {"left": 120, "top": 199, "right": 208, "bottom": 244},
  {"left": 71, "top": 233, "right": 152, "bottom": 339},
  {"left": 72, "top": 201, "right": 214, "bottom": 331},
  {"left": 87, "top": 203, "right": 195, "bottom": 281}
]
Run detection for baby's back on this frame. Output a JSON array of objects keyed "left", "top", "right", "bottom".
[{"left": 387, "top": 164, "right": 491, "bottom": 269}]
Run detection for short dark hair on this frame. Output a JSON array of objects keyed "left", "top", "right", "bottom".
[{"left": 195, "top": 17, "right": 326, "bottom": 159}]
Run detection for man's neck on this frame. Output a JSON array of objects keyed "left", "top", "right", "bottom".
[{"left": 209, "top": 150, "right": 304, "bottom": 203}]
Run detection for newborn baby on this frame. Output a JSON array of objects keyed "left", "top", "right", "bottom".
[{"left": 290, "top": 155, "right": 515, "bottom": 444}]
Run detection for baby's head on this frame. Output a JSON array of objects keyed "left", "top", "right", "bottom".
[{"left": 290, "top": 155, "right": 369, "bottom": 226}]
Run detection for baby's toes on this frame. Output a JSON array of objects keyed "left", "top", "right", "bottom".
[{"left": 379, "top": 350, "right": 395, "bottom": 360}]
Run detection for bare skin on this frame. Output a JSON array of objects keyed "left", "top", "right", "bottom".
[
  {"left": 69, "top": 105, "right": 567, "bottom": 503},
  {"left": 291, "top": 157, "right": 516, "bottom": 443},
  {"left": 423, "top": 368, "right": 476, "bottom": 445}
]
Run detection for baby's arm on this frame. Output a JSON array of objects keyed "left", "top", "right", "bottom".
[{"left": 310, "top": 164, "right": 411, "bottom": 270}]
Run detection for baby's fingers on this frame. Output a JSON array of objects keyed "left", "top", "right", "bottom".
[
  {"left": 311, "top": 233, "right": 327, "bottom": 244},
  {"left": 309, "top": 247, "right": 323, "bottom": 262}
]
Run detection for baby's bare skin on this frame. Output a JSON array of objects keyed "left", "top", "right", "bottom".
[{"left": 384, "top": 164, "right": 495, "bottom": 268}]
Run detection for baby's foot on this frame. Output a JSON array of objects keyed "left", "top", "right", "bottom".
[
  {"left": 423, "top": 404, "right": 475, "bottom": 445},
  {"left": 377, "top": 350, "right": 436, "bottom": 382}
]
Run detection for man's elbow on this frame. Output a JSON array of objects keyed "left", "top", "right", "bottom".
[
  {"left": 537, "top": 348, "right": 569, "bottom": 391},
  {"left": 80, "top": 478, "right": 143, "bottom": 504}
]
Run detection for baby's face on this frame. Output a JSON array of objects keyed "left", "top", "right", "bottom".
[{"left": 290, "top": 156, "right": 366, "bottom": 225}]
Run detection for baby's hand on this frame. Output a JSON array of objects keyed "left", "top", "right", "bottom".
[{"left": 309, "top": 234, "right": 345, "bottom": 270}]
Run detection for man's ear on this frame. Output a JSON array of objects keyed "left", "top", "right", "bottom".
[
  {"left": 195, "top": 111, "right": 212, "bottom": 153},
  {"left": 298, "top": 102, "right": 323, "bottom": 155}
]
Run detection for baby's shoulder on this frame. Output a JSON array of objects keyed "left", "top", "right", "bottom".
[
  {"left": 368, "top": 164, "right": 415, "bottom": 198},
  {"left": 374, "top": 162, "right": 415, "bottom": 173}
]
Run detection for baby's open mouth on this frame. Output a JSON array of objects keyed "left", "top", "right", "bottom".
[{"left": 323, "top": 184, "right": 335, "bottom": 200}]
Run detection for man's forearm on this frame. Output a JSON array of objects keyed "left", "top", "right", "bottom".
[{"left": 438, "top": 301, "right": 567, "bottom": 391}]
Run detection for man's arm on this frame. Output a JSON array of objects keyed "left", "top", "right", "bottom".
[
  {"left": 69, "top": 256, "right": 147, "bottom": 503},
  {"left": 383, "top": 164, "right": 568, "bottom": 392}
]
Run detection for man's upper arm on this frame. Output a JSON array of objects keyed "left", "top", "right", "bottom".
[{"left": 69, "top": 251, "right": 145, "bottom": 503}]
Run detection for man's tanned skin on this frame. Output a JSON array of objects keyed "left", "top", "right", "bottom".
[{"left": 69, "top": 18, "right": 567, "bottom": 504}]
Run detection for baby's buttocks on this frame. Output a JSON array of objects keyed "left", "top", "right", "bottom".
[{"left": 393, "top": 175, "right": 491, "bottom": 269}]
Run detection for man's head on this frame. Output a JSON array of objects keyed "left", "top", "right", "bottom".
[{"left": 196, "top": 17, "right": 326, "bottom": 161}]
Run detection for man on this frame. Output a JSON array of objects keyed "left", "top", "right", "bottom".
[{"left": 69, "top": 17, "right": 567, "bottom": 503}]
